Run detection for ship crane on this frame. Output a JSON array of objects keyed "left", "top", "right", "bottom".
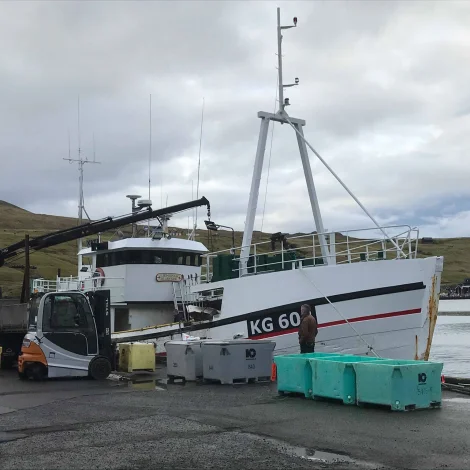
[{"left": 0, "top": 197, "right": 211, "bottom": 301}]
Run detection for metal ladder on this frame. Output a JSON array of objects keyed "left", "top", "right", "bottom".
[{"left": 172, "top": 280, "right": 186, "bottom": 321}]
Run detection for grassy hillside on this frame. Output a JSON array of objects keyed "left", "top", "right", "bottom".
[{"left": 0, "top": 200, "right": 467, "bottom": 297}]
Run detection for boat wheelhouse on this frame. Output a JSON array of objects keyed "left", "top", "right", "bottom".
[{"left": 34, "top": 234, "right": 208, "bottom": 333}]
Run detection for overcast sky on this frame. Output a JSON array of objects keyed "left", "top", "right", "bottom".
[{"left": 1, "top": 1, "right": 470, "bottom": 239}]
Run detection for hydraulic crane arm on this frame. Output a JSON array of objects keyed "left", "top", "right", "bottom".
[{"left": 0, "top": 196, "right": 210, "bottom": 267}]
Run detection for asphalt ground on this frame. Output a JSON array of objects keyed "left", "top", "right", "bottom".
[{"left": 0, "top": 367, "right": 469, "bottom": 470}]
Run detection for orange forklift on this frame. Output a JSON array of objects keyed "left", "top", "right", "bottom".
[
  {"left": 18, "top": 290, "right": 113, "bottom": 380},
  {"left": 0, "top": 196, "right": 211, "bottom": 378}
]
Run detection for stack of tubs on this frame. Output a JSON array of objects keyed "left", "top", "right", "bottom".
[
  {"left": 165, "top": 339, "right": 276, "bottom": 385},
  {"left": 274, "top": 353, "right": 443, "bottom": 411}
]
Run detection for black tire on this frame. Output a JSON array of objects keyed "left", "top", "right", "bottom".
[
  {"left": 26, "top": 363, "right": 46, "bottom": 381},
  {"left": 18, "top": 370, "right": 27, "bottom": 380},
  {"left": 89, "top": 356, "right": 112, "bottom": 380}
]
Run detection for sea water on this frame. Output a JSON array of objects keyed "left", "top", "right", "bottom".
[{"left": 430, "top": 315, "right": 470, "bottom": 376}]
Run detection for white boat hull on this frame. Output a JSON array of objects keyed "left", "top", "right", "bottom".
[{"left": 113, "top": 256, "right": 442, "bottom": 361}]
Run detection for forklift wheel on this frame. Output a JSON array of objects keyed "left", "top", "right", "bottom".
[
  {"left": 89, "top": 357, "right": 112, "bottom": 380},
  {"left": 26, "top": 363, "right": 46, "bottom": 381}
]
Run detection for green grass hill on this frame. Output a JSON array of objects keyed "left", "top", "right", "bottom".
[{"left": 0, "top": 200, "right": 466, "bottom": 297}]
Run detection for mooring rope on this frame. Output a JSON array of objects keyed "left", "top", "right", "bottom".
[{"left": 297, "top": 267, "right": 381, "bottom": 357}]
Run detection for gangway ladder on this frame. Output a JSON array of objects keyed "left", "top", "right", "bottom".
[{"left": 172, "top": 280, "right": 187, "bottom": 321}]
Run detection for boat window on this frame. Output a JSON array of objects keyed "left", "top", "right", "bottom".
[{"left": 96, "top": 250, "right": 202, "bottom": 267}]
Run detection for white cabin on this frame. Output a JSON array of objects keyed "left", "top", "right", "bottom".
[{"left": 33, "top": 236, "right": 208, "bottom": 333}]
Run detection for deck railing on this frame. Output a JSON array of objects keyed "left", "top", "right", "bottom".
[
  {"left": 32, "top": 276, "right": 125, "bottom": 303},
  {"left": 201, "top": 225, "right": 419, "bottom": 283}
]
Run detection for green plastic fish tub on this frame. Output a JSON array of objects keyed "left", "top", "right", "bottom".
[
  {"left": 274, "top": 353, "right": 343, "bottom": 397},
  {"left": 307, "top": 355, "right": 387, "bottom": 404},
  {"left": 354, "top": 360, "right": 444, "bottom": 411}
]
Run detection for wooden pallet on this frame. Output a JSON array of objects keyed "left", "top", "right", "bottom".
[
  {"left": 356, "top": 400, "right": 442, "bottom": 411},
  {"left": 203, "top": 375, "right": 271, "bottom": 385}
]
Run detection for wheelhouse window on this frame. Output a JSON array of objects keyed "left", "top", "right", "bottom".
[{"left": 97, "top": 250, "right": 203, "bottom": 267}]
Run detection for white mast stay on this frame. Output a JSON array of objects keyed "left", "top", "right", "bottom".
[
  {"left": 189, "top": 97, "right": 205, "bottom": 241},
  {"left": 239, "top": 8, "right": 402, "bottom": 276}
]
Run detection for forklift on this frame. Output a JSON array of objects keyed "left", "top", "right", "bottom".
[
  {"left": 18, "top": 289, "right": 114, "bottom": 380},
  {"left": 0, "top": 196, "right": 211, "bottom": 378}
]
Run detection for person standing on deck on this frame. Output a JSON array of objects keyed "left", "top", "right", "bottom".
[{"left": 298, "top": 304, "right": 318, "bottom": 353}]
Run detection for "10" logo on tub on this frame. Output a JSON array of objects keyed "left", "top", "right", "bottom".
[{"left": 247, "top": 311, "right": 301, "bottom": 337}]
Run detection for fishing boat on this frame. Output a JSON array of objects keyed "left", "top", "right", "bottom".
[
  {"left": 112, "top": 8, "right": 443, "bottom": 360},
  {"left": 34, "top": 8, "right": 443, "bottom": 360}
]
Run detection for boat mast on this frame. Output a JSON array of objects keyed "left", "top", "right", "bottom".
[
  {"left": 239, "top": 8, "right": 329, "bottom": 275},
  {"left": 64, "top": 96, "right": 101, "bottom": 271},
  {"left": 276, "top": 8, "right": 285, "bottom": 114},
  {"left": 239, "top": 9, "right": 404, "bottom": 272}
]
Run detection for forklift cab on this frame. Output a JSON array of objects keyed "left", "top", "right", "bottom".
[{"left": 18, "top": 290, "right": 113, "bottom": 380}]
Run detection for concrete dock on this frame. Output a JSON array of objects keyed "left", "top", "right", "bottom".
[{"left": 0, "top": 367, "right": 469, "bottom": 470}]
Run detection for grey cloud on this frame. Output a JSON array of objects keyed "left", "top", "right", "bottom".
[{"left": 1, "top": 1, "right": 470, "bottom": 240}]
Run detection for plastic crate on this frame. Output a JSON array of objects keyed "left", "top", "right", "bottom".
[
  {"left": 274, "top": 353, "right": 344, "bottom": 397},
  {"left": 165, "top": 340, "right": 204, "bottom": 382},
  {"left": 202, "top": 340, "right": 275, "bottom": 384},
  {"left": 354, "top": 360, "right": 443, "bottom": 411},
  {"left": 118, "top": 343, "right": 156, "bottom": 373},
  {"left": 307, "top": 355, "right": 387, "bottom": 404}
]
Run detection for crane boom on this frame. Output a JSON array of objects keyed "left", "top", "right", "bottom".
[{"left": 0, "top": 197, "right": 211, "bottom": 267}]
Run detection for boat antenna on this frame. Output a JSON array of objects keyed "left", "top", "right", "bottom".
[
  {"left": 160, "top": 95, "right": 163, "bottom": 209},
  {"left": 194, "top": 97, "right": 205, "bottom": 236},
  {"left": 64, "top": 95, "right": 101, "bottom": 262},
  {"left": 191, "top": 180, "right": 194, "bottom": 234},
  {"left": 148, "top": 93, "right": 152, "bottom": 236}
]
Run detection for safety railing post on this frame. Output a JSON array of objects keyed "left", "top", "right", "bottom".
[
  {"left": 312, "top": 233, "right": 315, "bottom": 264},
  {"left": 281, "top": 241, "right": 284, "bottom": 269},
  {"left": 253, "top": 244, "right": 257, "bottom": 275},
  {"left": 329, "top": 232, "right": 336, "bottom": 265},
  {"left": 414, "top": 229, "right": 419, "bottom": 258},
  {"left": 407, "top": 230, "right": 412, "bottom": 259}
]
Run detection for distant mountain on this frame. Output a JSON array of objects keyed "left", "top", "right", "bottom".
[
  {"left": 0, "top": 200, "right": 30, "bottom": 211},
  {"left": 0, "top": 200, "right": 466, "bottom": 297},
  {"left": 0, "top": 200, "right": 78, "bottom": 231}
]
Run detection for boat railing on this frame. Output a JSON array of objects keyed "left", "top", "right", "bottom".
[
  {"left": 201, "top": 225, "right": 419, "bottom": 283},
  {"left": 32, "top": 276, "right": 126, "bottom": 303}
]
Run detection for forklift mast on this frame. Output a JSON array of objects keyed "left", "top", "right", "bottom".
[{"left": 85, "top": 289, "right": 114, "bottom": 365}]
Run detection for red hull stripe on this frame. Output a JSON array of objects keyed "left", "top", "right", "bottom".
[{"left": 251, "top": 308, "right": 422, "bottom": 340}]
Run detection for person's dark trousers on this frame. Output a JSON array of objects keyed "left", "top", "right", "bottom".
[{"left": 300, "top": 343, "right": 315, "bottom": 354}]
